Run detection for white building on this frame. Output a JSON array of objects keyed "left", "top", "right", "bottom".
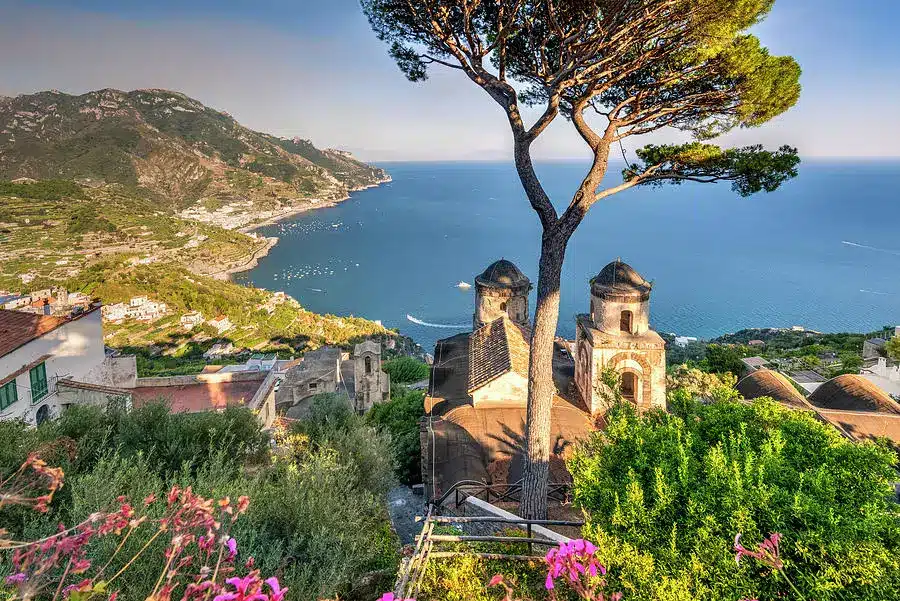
[
  {"left": 180, "top": 311, "right": 204, "bottom": 330},
  {"left": 207, "top": 315, "right": 233, "bottom": 334},
  {"left": 0, "top": 307, "right": 130, "bottom": 426},
  {"left": 203, "top": 342, "right": 235, "bottom": 359}
]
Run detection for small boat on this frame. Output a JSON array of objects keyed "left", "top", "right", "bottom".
[{"left": 456, "top": 281, "right": 472, "bottom": 290}]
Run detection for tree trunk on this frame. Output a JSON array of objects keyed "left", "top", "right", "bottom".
[{"left": 520, "top": 229, "right": 568, "bottom": 519}]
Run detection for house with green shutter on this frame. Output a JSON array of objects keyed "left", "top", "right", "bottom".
[{"left": 0, "top": 306, "right": 131, "bottom": 425}]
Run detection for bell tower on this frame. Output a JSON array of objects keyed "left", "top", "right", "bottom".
[
  {"left": 575, "top": 260, "right": 666, "bottom": 413},
  {"left": 473, "top": 259, "right": 532, "bottom": 329}
]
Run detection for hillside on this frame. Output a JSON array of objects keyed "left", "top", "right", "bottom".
[
  {"left": 0, "top": 88, "right": 389, "bottom": 226},
  {"left": 0, "top": 180, "right": 266, "bottom": 290}
]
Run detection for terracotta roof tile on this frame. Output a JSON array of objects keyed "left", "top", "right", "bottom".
[
  {"left": 736, "top": 369, "right": 808, "bottom": 408},
  {"left": 467, "top": 317, "right": 529, "bottom": 393},
  {"left": 0, "top": 309, "right": 68, "bottom": 358},
  {"left": 808, "top": 374, "right": 900, "bottom": 414}
]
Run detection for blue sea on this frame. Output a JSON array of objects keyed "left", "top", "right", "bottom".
[{"left": 234, "top": 161, "right": 900, "bottom": 352}]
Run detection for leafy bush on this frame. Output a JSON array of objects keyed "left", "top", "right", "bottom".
[
  {"left": 568, "top": 398, "right": 900, "bottom": 601},
  {"left": 0, "top": 396, "right": 399, "bottom": 601},
  {"left": 886, "top": 336, "right": 900, "bottom": 361},
  {"left": 700, "top": 343, "right": 749, "bottom": 376},
  {"left": 366, "top": 386, "right": 425, "bottom": 484},
  {"left": 0, "top": 402, "right": 268, "bottom": 481},
  {"left": 382, "top": 357, "right": 430, "bottom": 384}
]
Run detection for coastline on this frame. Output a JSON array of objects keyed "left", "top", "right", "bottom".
[
  {"left": 237, "top": 175, "right": 393, "bottom": 234},
  {"left": 228, "top": 175, "right": 393, "bottom": 280}
]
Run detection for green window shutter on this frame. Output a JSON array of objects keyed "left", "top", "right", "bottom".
[
  {"left": 29, "top": 363, "right": 48, "bottom": 403},
  {"left": 0, "top": 381, "right": 17, "bottom": 410}
]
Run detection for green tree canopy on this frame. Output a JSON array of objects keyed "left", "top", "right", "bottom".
[{"left": 569, "top": 398, "right": 900, "bottom": 600}]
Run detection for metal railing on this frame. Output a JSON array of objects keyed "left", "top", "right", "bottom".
[
  {"left": 393, "top": 512, "right": 584, "bottom": 600},
  {"left": 431, "top": 479, "right": 574, "bottom": 511}
]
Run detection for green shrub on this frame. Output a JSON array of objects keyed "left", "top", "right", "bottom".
[
  {"left": 0, "top": 396, "right": 399, "bottom": 601},
  {"left": 569, "top": 398, "right": 900, "bottom": 601},
  {"left": 382, "top": 357, "right": 430, "bottom": 384},
  {"left": 366, "top": 386, "right": 425, "bottom": 484}
]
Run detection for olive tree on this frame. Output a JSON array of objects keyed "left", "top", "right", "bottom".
[{"left": 361, "top": 0, "right": 801, "bottom": 518}]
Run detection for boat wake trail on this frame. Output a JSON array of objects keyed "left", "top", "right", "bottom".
[
  {"left": 860, "top": 289, "right": 892, "bottom": 296},
  {"left": 406, "top": 314, "right": 469, "bottom": 329},
  {"left": 842, "top": 241, "right": 900, "bottom": 256}
]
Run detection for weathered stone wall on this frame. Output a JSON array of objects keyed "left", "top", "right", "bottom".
[
  {"left": 590, "top": 295, "right": 650, "bottom": 335},
  {"left": 471, "top": 371, "right": 527, "bottom": 407}
]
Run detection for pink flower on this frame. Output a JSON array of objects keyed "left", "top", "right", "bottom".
[
  {"left": 545, "top": 572, "right": 555, "bottom": 590},
  {"left": 5, "top": 573, "right": 26, "bottom": 585},
  {"left": 226, "top": 537, "right": 238, "bottom": 561},
  {"left": 266, "top": 577, "right": 288, "bottom": 601},
  {"left": 734, "top": 532, "right": 784, "bottom": 570},
  {"left": 488, "top": 574, "right": 504, "bottom": 587}
]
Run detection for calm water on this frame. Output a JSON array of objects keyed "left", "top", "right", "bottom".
[{"left": 234, "top": 161, "right": 900, "bottom": 352}]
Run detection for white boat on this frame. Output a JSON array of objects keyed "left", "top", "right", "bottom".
[{"left": 456, "top": 281, "right": 472, "bottom": 289}]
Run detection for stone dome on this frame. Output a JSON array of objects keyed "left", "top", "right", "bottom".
[
  {"left": 736, "top": 369, "right": 808, "bottom": 408},
  {"left": 807, "top": 374, "right": 900, "bottom": 414},
  {"left": 475, "top": 260, "right": 531, "bottom": 289},
  {"left": 591, "top": 260, "right": 652, "bottom": 300}
]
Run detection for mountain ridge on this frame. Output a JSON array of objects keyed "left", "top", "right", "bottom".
[{"left": 0, "top": 88, "right": 389, "bottom": 218}]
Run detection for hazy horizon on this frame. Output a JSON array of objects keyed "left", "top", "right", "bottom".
[{"left": 2, "top": 0, "right": 898, "bottom": 161}]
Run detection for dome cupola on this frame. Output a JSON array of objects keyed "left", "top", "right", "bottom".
[
  {"left": 589, "top": 260, "right": 652, "bottom": 335},
  {"left": 473, "top": 259, "right": 532, "bottom": 329}
]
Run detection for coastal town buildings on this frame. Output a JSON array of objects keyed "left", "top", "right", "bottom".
[
  {"left": 860, "top": 327, "right": 900, "bottom": 399},
  {"left": 275, "top": 341, "right": 391, "bottom": 417},
  {"left": 101, "top": 296, "right": 168, "bottom": 323},
  {"left": 0, "top": 307, "right": 135, "bottom": 425}
]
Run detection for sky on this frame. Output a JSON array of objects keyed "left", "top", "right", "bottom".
[{"left": 1, "top": 0, "right": 899, "bottom": 161}]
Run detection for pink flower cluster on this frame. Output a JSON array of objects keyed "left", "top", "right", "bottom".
[
  {"left": 734, "top": 532, "right": 783, "bottom": 570},
  {"left": 0, "top": 455, "right": 287, "bottom": 601},
  {"left": 488, "top": 539, "right": 622, "bottom": 601},
  {"left": 0, "top": 453, "right": 65, "bottom": 513}
]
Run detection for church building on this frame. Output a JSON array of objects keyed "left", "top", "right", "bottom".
[{"left": 421, "top": 258, "right": 666, "bottom": 501}]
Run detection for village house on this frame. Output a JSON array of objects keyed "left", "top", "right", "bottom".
[
  {"left": 0, "top": 307, "right": 136, "bottom": 426},
  {"left": 203, "top": 342, "right": 235, "bottom": 359},
  {"left": 180, "top": 311, "right": 204, "bottom": 330},
  {"left": 207, "top": 314, "right": 233, "bottom": 334},
  {"left": 275, "top": 341, "right": 391, "bottom": 417}
]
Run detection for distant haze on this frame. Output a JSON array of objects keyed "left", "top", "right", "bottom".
[{"left": 2, "top": 0, "right": 899, "bottom": 160}]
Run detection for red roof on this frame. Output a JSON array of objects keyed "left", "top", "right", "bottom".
[
  {"left": 131, "top": 380, "right": 264, "bottom": 413},
  {"left": 0, "top": 309, "right": 69, "bottom": 358}
]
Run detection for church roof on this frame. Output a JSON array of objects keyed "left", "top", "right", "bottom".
[
  {"left": 354, "top": 339, "right": 381, "bottom": 356},
  {"left": 807, "top": 374, "right": 900, "bottom": 414},
  {"left": 467, "top": 317, "right": 530, "bottom": 393},
  {"left": 474, "top": 259, "right": 531, "bottom": 289},
  {"left": 736, "top": 369, "right": 808, "bottom": 408},
  {"left": 591, "top": 260, "right": 652, "bottom": 299}
]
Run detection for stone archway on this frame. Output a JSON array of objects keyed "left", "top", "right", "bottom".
[{"left": 606, "top": 351, "right": 653, "bottom": 409}]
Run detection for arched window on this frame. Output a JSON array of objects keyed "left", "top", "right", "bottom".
[
  {"left": 620, "top": 310, "right": 633, "bottom": 333},
  {"left": 500, "top": 301, "right": 507, "bottom": 311},
  {"left": 364, "top": 356, "right": 372, "bottom": 374},
  {"left": 621, "top": 372, "right": 637, "bottom": 403}
]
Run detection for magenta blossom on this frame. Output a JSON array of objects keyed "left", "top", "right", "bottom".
[
  {"left": 734, "top": 533, "right": 784, "bottom": 570},
  {"left": 266, "top": 577, "right": 287, "bottom": 601},
  {"left": 226, "top": 537, "right": 238, "bottom": 561}
]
